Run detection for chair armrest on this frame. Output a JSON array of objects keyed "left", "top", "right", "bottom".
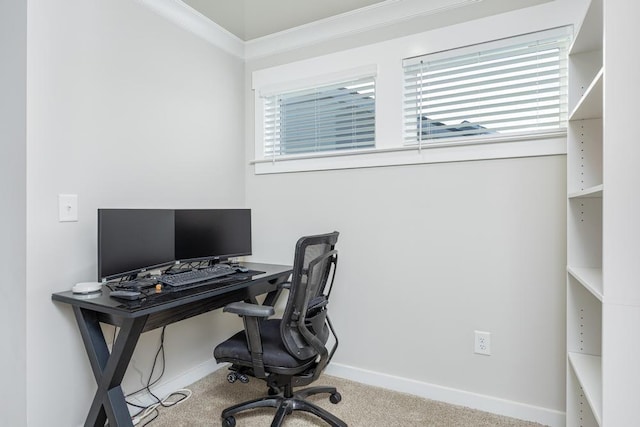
[
  {"left": 223, "top": 301, "right": 274, "bottom": 318},
  {"left": 223, "top": 301, "right": 273, "bottom": 379}
]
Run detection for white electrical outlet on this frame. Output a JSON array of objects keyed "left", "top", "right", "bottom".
[{"left": 474, "top": 330, "right": 491, "bottom": 355}]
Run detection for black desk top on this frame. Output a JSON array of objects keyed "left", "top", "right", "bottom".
[{"left": 52, "top": 262, "right": 292, "bottom": 319}]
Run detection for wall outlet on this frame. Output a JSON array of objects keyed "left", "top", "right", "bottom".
[{"left": 474, "top": 330, "right": 491, "bottom": 355}]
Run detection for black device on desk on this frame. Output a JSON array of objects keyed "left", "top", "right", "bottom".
[
  {"left": 98, "top": 208, "right": 252, "bottom": 291},
  {"left": 174, "top": 209, "right": 251, "bottom": 263},
  {"left": 98, "top": 209, "right": 175, "bottom": 282},
  {"left": 158, "top": 263, "right": 236, "bottom": 287},
  {"left": 112, "top": 277, "right": 158, "bottom": 291}
]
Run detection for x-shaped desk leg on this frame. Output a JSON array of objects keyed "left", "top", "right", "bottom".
[{"left": 73, "top": 306, "right": 148, "bottom": 427}]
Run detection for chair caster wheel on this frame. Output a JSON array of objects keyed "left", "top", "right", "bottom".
[
  {"left": 329, "top": 392, "right": 342, "bottom": 404},
  {"left": 222, "top": 416, "right": 236, "bottom": 427},
  {"left": 238, "top": 373, "right": 249, "bottom": 383},
  {"left": 226, "top": 373, "right": 237, "bottom": 383}
]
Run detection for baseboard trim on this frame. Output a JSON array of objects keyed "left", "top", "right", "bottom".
[
  {"left": 325, "top": 363, "right": 565, "bottom": 427},
  {"left": 125, "top": 360, "right": 565, "bottom": 426}
]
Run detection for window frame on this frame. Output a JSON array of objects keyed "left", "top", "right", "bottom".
[
  {"left": 402, "top": 26, "right": 571, "bottom": 148},
  {"left": 261, "top": 75, "right": 376, "bottom": 159},
  {"left": 251, "top": 27, "right": 571, "bottom": 175}
]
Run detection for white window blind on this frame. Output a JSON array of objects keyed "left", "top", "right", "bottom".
[
  {"left": 403, "top": 27, "right": 570, "bottom": 145},
  {"left": 262, "top": 76, "right": 375, "bottom": 157}
]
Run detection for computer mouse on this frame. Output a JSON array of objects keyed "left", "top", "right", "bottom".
[{"left": 72, "top": 282, "right": 102, "bottom": 294}]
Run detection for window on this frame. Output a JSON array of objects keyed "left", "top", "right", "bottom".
[
  {"left": 403, "top": 27, "right": 570, "bottom": 146},
  {"left": 262, "top": 76, "right": 375, "bottom": 158},
  {"left": 252, "top": 27, "right": 569, "bottom": 174}
]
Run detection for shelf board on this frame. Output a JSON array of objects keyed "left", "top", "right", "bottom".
[
  {"left": 568, "top": 184, "right": 603, "bottom": 199},
  {"left": 569, "top": 0, "right": 603, "bottom": 55},
  {"left": 567, "top": 266, "right": 603, "bottom": 301},
  {"left": 569, "top": 68, "right": 603, "bottom": 121},
  {"left": 568, "top": 352, "right": 602, "bottom": 426}
]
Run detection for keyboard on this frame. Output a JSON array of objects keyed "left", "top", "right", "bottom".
[{"left": 158, "top": 264, "right": 237, "bottom": 287}]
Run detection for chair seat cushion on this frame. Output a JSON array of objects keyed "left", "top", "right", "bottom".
[{"left": 214, "top": 319, "right": 316, "bottom": 374}]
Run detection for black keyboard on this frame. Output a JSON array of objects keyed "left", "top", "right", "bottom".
[{"left": 158, "top": 264, "right": 236, "bottom": 287}]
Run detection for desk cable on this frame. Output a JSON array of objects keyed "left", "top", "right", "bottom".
[
  {"left": 111, "top": 326, "right": 193, "bottom": 425},
  {"left": 131, "top": 389, "right": 193, "bottom": 426}
]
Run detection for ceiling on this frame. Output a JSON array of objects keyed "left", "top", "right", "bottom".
[{"left": 181, "top": 0, "right": 387, "bottom": 41}]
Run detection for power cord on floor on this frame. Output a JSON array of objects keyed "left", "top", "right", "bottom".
[
  {"left": 110, "top": 325, "right": 193, "bottom": 425},
  {"left": 132, "top": 389, "right": 193, "bottom": 426}
]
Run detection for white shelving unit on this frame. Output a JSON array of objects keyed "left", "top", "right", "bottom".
[
  {"left": 567, "top": 1, "right": 640, "bottom": 425},
  {"left": 566, "top": 0, "right": 603, "bottom": 425}
]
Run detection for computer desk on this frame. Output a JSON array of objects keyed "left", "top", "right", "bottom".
[{"left": 51, "top": 262, "right": 292, "bottom": 427}]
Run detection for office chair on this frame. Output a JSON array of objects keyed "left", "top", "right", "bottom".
[{"left": 214, "top": 231, "right": 346, "bottom": 427}]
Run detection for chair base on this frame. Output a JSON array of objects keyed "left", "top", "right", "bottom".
[{"left": 221, "top": 385, "right": 347, "bottom": 427}]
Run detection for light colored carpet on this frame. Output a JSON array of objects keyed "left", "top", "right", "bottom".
[{"left": 145, "top": 368, "right": 547, "bottom": 427}]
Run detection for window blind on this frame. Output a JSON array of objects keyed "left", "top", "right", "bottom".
[
  {"left": 262, "top": 76, "right": 375, "bottom": 157},
  {"left": 403, "top": 27, "right": 570, "bottom": 145}
]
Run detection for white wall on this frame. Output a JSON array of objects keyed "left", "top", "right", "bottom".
[
  {"left": 248, "top": 156, "right": 567, "bottom": 415},
  {"left": 0, "top": 1, "right": 27, "bottom": 425},
  {"left": 245, "top": 1, "right": 582, "bottom": 424},
  {"left": 25, "top": 0, "right": 245, "bottom": 425}
]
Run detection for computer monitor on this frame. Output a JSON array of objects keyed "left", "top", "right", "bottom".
[
  {"left": 98, "top": 209, "right": 175, "bottom": 281},
  {"left": 174, "top": 209, "right": 252, "bottom": 263}
]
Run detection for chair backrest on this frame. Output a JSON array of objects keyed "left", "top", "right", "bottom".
[{"left": 280, "top": 231, "right": 339, "bottom": 362}]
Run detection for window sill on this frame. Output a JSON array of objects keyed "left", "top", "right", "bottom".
[{"left": 252, "top": 132, "right": 567, "bottom": 174}]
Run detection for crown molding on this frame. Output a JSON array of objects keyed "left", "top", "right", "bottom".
[
  {"left": 244, "top": 0, "right": 482, "bottom": 60},
  {"left": 135, "top": 0, "right": 244, "bottom": 58},
  {"left": 136, "top": 0, "right": 483, "bottom": 61}
]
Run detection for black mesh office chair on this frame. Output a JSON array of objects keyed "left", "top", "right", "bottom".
[{"left": 214, "top": 231, "right": 346, "bottom": 427}]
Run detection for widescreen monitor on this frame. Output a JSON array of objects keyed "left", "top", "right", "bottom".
[
  {"left": 98, "top": 209, "right": 175, "bottom": 281},
  {"left": 174, "top": 209, "right": 252, "bottom": 263}
]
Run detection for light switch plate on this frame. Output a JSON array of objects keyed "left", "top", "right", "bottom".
[{"left": 59, "top": 194, "right": 78, "bottom": 222}]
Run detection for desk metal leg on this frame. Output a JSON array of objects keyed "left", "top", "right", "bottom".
[{"left": 73, "top": 306, "right": 148, "bottom": 427}]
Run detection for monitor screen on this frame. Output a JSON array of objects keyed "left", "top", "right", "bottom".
[
  {"left": 98, "top": 209, "right": 175, "bottom": 281},
  {"left": 174, "top": 209, "right": 252, "bottom": 263}
]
